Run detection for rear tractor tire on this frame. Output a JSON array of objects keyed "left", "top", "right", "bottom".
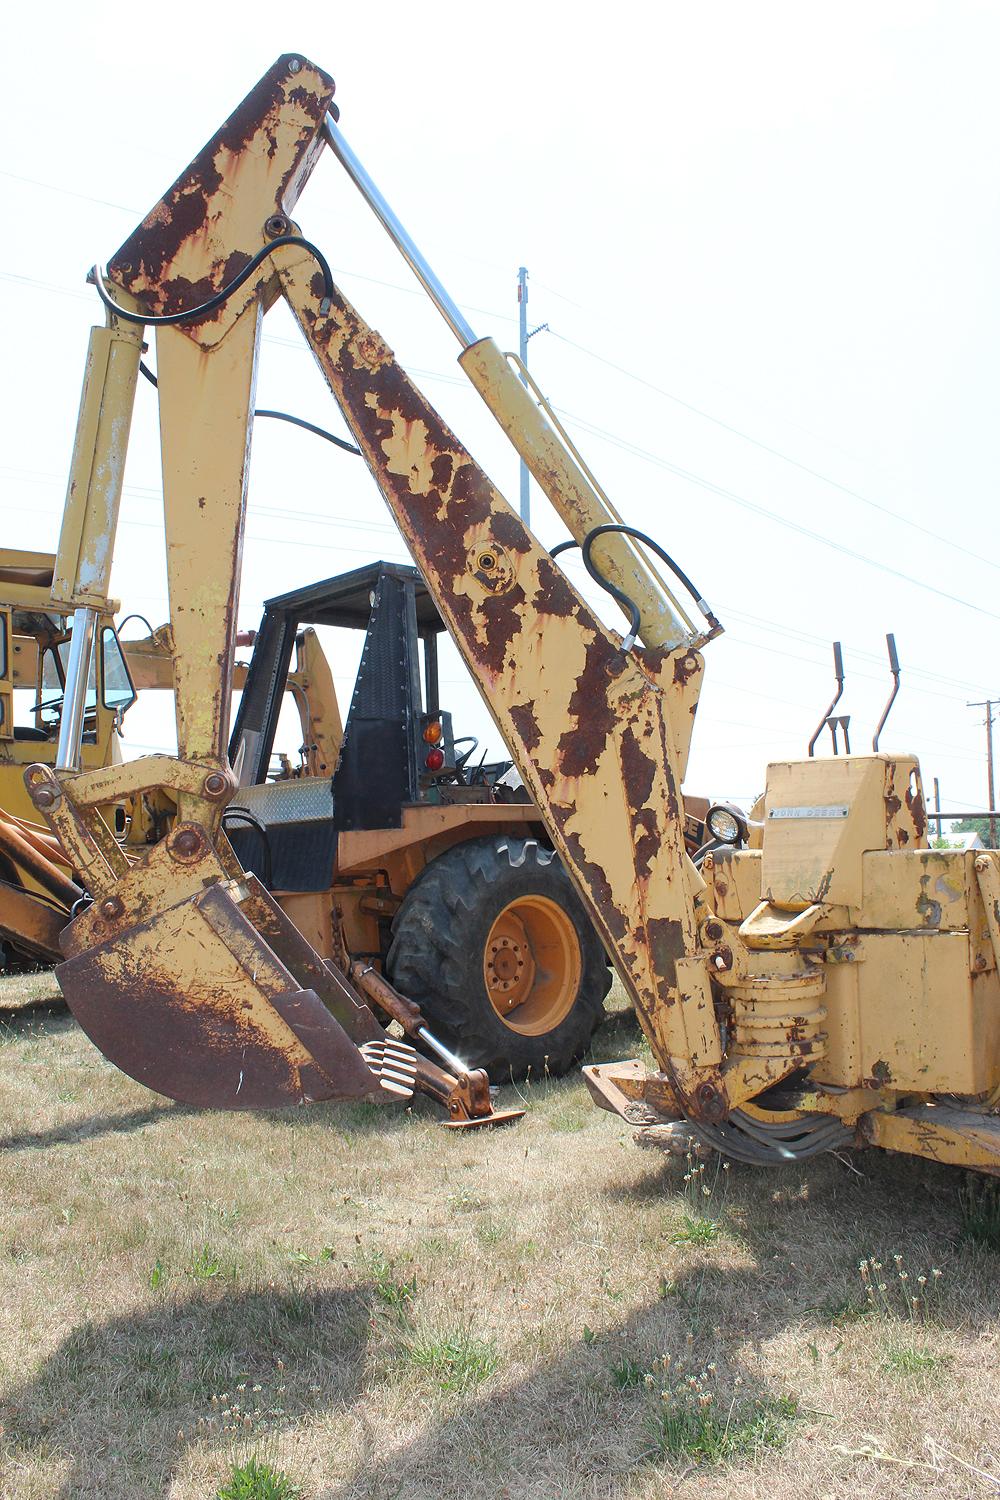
[{"left": 386, "top": 836, "right": 611, "bottom": 1082}]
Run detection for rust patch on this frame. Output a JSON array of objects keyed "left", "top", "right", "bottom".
[
  {"left": 906, "top": 783, "right": 927, "bottom": 839},
  {"left": 632, "top": 809, "right": 659, "bottom": 881},
  {"left": 916, "top": 874, "right": 942, "bottom": 927},
  {"left": 431, "top": 453, "right": 454, "bottom": 490},
  {"left": 885, "top": 790, "right": 902, "bottom": 822},
  {"left": 509, "top": 701, "right": 542, "bottom": 754},
  {"left": 646, "top": 916, "right": 685, "bottom": 987},
  {"left": 620, "top": 725, "right": 660, "bottom": 879},
  {"left": 490, "top": 509, "right": 532, "bottom": 554},
  {"left": 620, "top": 724, "right": 657, "bottom": 811},
  {"left": 558, "top": 634, "right": 620, "bottom": 779}
]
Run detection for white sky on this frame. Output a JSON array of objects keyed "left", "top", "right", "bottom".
[{"left": 3, "top": 2, "right": 999, "bottom": 817}]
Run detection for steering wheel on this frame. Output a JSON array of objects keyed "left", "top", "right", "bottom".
[{"left": 452, "top": 736, "right": 479, "bottom": 771}]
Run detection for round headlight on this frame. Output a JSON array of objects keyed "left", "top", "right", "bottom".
[{"left": 706, "top": 804, "right": 743, "bottom": 844}]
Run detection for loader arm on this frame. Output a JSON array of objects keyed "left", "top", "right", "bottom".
[{"left": 29, "top": 56, "right": 825, "bottom": 1128}]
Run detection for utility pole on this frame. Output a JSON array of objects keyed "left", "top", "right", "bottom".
[
  {"left": 517, "top": 267, "right": 529, "bottom": 525},
  {"left": 516, "top": 267, "right": 549, "bottom": 529},
  {"left": 933, "top": 776, "right": 941, "bottom": 846},
  {"left": 968, "top": 700, "right": 998, "bottom": 848}
]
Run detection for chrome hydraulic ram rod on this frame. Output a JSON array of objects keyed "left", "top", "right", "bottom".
[{"left": 323, "top": 116, "right": 476, "bottom": 348}]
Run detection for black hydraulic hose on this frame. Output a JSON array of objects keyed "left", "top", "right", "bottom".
[
  {"left": 138, "top": 360, "right": 360, "bottom": 456},
  {"left": 549, "top": 536, "right": 641, "bottom": 649},
  {"left": 90, "top": 235, "right": 335, "bottom": 326},
  {"left": 551, "top": 524, "right": 720, "bottom": 652}
]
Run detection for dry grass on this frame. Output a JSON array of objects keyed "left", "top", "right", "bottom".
[{"left": 0, "top": 976, "right": 998, "bottom": 1499}]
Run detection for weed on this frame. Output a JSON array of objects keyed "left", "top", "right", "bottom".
[
  {"left": 189, "top": 1245, "right": 224, "bottom": 1281},
  {"left": 212, "top": 1204, "right": 244, "bottom": 1229},
  {"left": 858, "top": 1253, "right": 943, "bottom": 1323},
  {"left": 405, "top": 1328, "right": 498, "bottom": 1393},
  {"left": 814, "top": 1293, "right": 871, "bottom": 1326},
  {"left": 958, "top": 1176, "right": 1000, "bottom": 1252},
  {"left": 446, "top": 1188, "right": 485, "bottom": 1213},
  {"left": 643, "top": 1348, "right": 797, "bottom": 1464},
  {"left": 670, "top": 1216, "right": 721, "bottom": 1247},
  {"left": 548, "top": 1104, "right": 589, "bottom": 1133},
  {"left": 215, "top": 1457, "right": 301, "bottom": 1500},
  {"left": 367, "top": 1252, "right": 417, "bottom": 1321},
  {"left": 610, "top": 1354, "right": 646, "bottom": 1389},
  {"left": 285, "top": 1245, "right": 335, "bottom": 1268},
  {"left": 649, "top": 1390, "right": 797, "bottom": 1462},
  {"left": 149, "top": 1258, "right": 166, "bottom": 1290},
  {"left": 582, "top": 1325, "right": 597, "bottom": 1345},
  {"left": 475, "top": 1218, "right": 508, "bottom": 1246},
  {"left": 881, "top": 1344, "right": 948, "bottom": 1377}
]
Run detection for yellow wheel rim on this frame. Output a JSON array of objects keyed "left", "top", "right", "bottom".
[{"left": 482, "top": 894, "right": 581, "bottom": 1036}]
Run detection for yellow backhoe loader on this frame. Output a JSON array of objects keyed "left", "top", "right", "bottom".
[{"left": 26, "top": 56, "right": 999, "bottom": 1170}]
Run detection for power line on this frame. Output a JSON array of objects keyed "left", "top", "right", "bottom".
[
  {"left": 8, "top": 456, "right": 994, "bottom": 709},
  {"left": 547, "top": 329, "right": 999, "bottom": 574},
  {"left": 554, "top": 404, "right": 1000, "bottom": 624}
]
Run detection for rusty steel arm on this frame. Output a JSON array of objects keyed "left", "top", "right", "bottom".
[{"left": 276, "top": 261, "right": 727, "bottom": 1116}]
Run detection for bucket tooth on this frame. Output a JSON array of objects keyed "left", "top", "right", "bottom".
[{"left": 360, "top": 1039, "right": 418, "bottom": 1098}]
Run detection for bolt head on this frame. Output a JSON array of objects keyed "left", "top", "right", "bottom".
[
  {"left": 32, "top": 786, "right": 56, "bottom": 809},
  {"left": 694, "top": 1082, "right": 727, "bottom": 1123},
  {"left": 171, "top": 828, "right": 203, "bottom": 860},
  {"left": 99, "top": 896, "right": 123, "bottom": 920}
]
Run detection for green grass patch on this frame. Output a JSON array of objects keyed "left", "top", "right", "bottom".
[
  {"left": 648, "top": 1391, "right": 797, "bottom": 1463},
  {"left": 215, "top": 1456, "right": 302, "bottom": 1500},
  {"left": 881, "top": 1343, "right": 948, "bottom": 1377},
  {"left": 404, "top": 1328, "right": 498, "bottom": 1393},
  {"left": 609, "top": 1354, "right": 647, "bottom": 1390},
  {"left": 669, "top": 1216, "right": 721, "bottom": 1247},
  {"left": 367, "top": 1252, "right": 417, "bottom": 1321}
]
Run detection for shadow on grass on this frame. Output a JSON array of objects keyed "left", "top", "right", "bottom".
[
  {"left": 1, "top": 1283, "right": 374, "bottom": 1500},
  {"left": 314, "top": 1275, "right": 803, "bottom": 1500},
  {"left": 0, "top": 1101, "right": 192, "bottom": 1154},
  {"left": 0, "top": 1004, "right": 74, "bottom": 1039},
  {"left": 314, "top": 1151, "right": 984, "bottom": 1500},
  {"left": 604, "top": 1144, "right": 974, "bottom": 1327}
]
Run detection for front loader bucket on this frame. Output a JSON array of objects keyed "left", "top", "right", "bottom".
[{"left": 56, "top": 825, "right": 382, "bottom": 1110}]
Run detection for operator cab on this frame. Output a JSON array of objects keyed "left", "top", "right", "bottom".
[{"left": 225, "top": 561, "right": 518, "bottom": 892}]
